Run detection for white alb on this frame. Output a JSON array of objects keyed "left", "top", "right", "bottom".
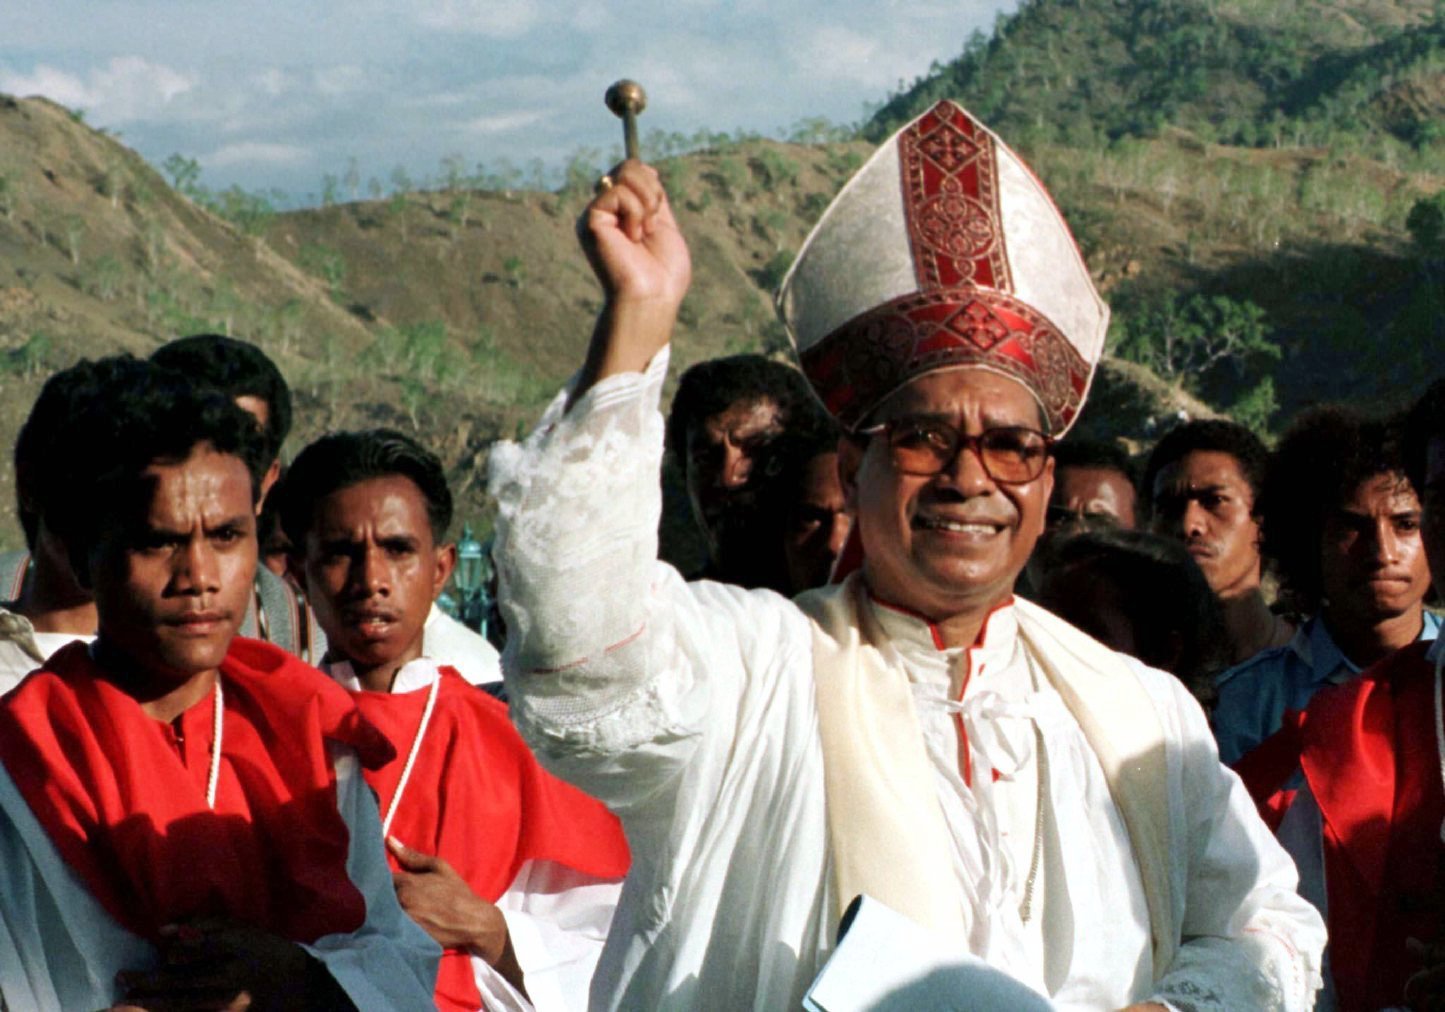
[{"left": 487, "top": 349, "right": 1326, "bottom": 1011}]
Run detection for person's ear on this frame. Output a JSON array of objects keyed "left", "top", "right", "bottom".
[
  {"left": 256, "top": 460, "right": 282, "bottom": 514},
  {"left": 433, "top": 542, "right": 457, "bottom": 598},
  {"left": 66, "top": 528, "right": 104, "bottom": 594}
]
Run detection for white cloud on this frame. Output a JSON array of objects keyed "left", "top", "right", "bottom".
[
  {"left": 0, "top": 56, "right": 193, "bottom": 122},
  {"left": 782, "top": 12, "right": 987, "bottom": 96},
  {"left": 252, "top": 67, "right": 294, "bottom": 98},
  {"left": 415, "top": 0, "right": 542, "bottom": 37},
  {"left": 403, "top": 90, "right": 475, "bottom": 109},
  {"left": 205, "top": 141, "right": 309, "bottom": 169},
  {"left": 569, "top": 5, "right": 608, "bottom": 32},
  {"left": 313, "top": 65, "right": 365, "bottom": 96},
  {"left": 462, "top": 109, "right": 546, "bottom": 134},
  {"left": 0, "top": 0, "right": 1019, "bottom": 197},
  {"left": 0, "top": 64, "right": 90, "bottom": 108},
  {"left": 790, "top": 26, "right": 884, "bottom": 84}
]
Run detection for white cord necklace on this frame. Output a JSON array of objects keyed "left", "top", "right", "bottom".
[
  {"left": 206, "top": 678, "right": 223, "bottom": 810},
  {"left": 1433, "top": 650, "right": 1444, "bottom": 844},
  {"left": 1019, "top": 723, "right": 1047, "bottom": 924},
  {"left": 380, "top": 674, "right": 442, "bottom": 838}
]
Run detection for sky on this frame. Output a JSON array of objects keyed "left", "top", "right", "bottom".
[{"left": 0, "top": 0, "right": 1016, "bottom": 205}]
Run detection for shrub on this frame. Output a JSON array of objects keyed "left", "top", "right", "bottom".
[
  {"left": 1406, "top": 192, "right": 1445, "bottom": 259},
  {"left": 1114, "top": 293, "right": 1281, "bottom": 394}
]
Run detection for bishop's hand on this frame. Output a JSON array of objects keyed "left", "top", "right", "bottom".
[
  {"left": 571, "top": 159, "right": 692, "bottom": 405},
  {"left": 580, "top": 159, "right": 690, "bottom": 308}
]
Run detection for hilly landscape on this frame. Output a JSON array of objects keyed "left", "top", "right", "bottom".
[
  {"left": 871, "top": 0, "right": 1445, "bottom": 420},
  {"left": 0, "top": 0, "right": 1442, "bottom": 549}
]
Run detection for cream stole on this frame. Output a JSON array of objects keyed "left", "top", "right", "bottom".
[{"left": 796, "top": 574, "right": 1179, "bottom": 978}]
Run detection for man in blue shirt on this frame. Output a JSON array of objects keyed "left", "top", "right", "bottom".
[{"left": 1214, "top": 405, "right": 1438, "bottom": 765}]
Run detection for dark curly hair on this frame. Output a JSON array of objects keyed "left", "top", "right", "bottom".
[
  {"left": 151, "top": 334, "right": 293, "bottom": 465},
  {"left": 1142, "top": 419, "right": 1268, "bottom": 517},
  {"left": 664, "top": 354, "right": 822, "bottom": 471},
  {"left": 47, "top": 356, "right": 269, "bottom": 571},
  {"left": 276, "top": 429, "right": 453, "bottom": 548},
  {"left": 1035, "top": 527, "right": 1228, "bottom": 704},
  {"left": 772, "top": 410, "right": 843, "bottom": 498},
  {"left": 1259, "top": 405, "right": 1409, "bottom": 612},
  {"left": 1404, "top": 377, "right": 1445, "bottom": 496},
  {"left": 15, "top": 357, "right": 143, "bottom": 551},
  {"left": 1053, "top": 438, "right": 1136, "bottom": 482}
]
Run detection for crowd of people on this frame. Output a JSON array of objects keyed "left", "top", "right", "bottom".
[{"left": 0, "top": 97, "right": 1441, "bottom": 1010}]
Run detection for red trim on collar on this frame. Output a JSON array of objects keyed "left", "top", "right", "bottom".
[
  {"left": 971, "top": 596, "right": 1014, "bottom": 651},
  {"left": 868, "top": 594, "right": 944, "bottom": 649},
  {"left": 866, "top": 590, "right": 1016, "bottom": 791},
  {"left": 867, "top": 592, "right": 1016, "bottom": 653}
]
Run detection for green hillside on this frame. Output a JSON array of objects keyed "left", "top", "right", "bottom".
[
  {"left": 869, "top": 0, "right": 1444, "bottom": 150},
  {"left": 867, "top": 0, "right": 1445, "bottom": 423}
]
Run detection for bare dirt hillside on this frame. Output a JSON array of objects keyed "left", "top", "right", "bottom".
[
  {"left": 0, "top": 95, "right": 385, "bottom": 546},
  {"left": 0, "top": 91, "right": 1371, "bottom": 547}
]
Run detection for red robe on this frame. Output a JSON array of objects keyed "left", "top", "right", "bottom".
[
  {"left": 348, "top": 666, "right": 631, "bottom": 1011},
  {"left": 0, "top": 638, "right": 394, "bottom": 945},
  {"left": 1238, "top": 641, "right": 1445, "bottom": 1010}
]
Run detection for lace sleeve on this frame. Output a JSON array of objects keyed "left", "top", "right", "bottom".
[
  {"left": 487, "top": 350, "right": 698, "bottom": 749},
  {"left": 1138, "top": 669, "right": 1326, "bottom": 1011},
  {"left": 487, "top": 349, "right": 819, "bottom": 830}
]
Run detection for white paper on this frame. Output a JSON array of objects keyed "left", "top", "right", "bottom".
[{"left": 805, "top": 896, "right": 1056, "bottom": 1012}]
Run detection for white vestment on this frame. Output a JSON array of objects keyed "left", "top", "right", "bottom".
[
  {"left": 487, "top": 350, "right": 1326, "bottom": 1011},
  {"left": 424, "top": 603, "right": 503, "bottom": 688},
  {"left": 0, "top": 748, "right": 439, "bottom": 1010},
  {"left": 0, "top": 607, "right": 91, "bottom": 696},
  {"left": 323, "top": 654, "right": 623, "bottom": 1012}
]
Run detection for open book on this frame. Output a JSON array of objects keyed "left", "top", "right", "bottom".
[{"left": 804, "top": 895, "right": 1056, "bottom": 1011}]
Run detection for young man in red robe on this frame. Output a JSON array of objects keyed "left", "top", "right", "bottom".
[
  {"left": 1239, "top": 378, "right": 1445, "bottom": 1010},
  {"left": 276, "top": 428, "right": 630, "bottom": 1011},
  {"left": 0, "top": 358, "right": 439, "bottom": 1011}
]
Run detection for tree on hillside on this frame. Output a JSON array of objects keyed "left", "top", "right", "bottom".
[
  {"left": 211, "top": 186, "right": 276, "bottom": 237},
  {"left": 162, "top": 154, "right": 202, "bottom": 199},
  {"left": 1406, "top": 191, "right": 1445, "bottom": 260},
  {"left": 1114, "top": 293, "right": 1282, "bottom": 429},
  {"left": 1405, "top": 194, "right": 1445, "bottom": 339},
  {"left": 864, "top": 0, "right": 1445, "bottom": 152},
  {"left": 1116, "top": 293, "right": 1277, "bottom": 380},
  {"left": 345, "top": 157, "right": 361, "bottom": 201}
]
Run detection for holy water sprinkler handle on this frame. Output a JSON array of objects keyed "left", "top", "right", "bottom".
[{"left": 605, "top": 79, "right": 647, "bottom": 160}]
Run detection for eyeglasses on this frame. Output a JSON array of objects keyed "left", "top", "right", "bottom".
[{"left": 857, "top": 420, "right": 1053, "bottom": 484}]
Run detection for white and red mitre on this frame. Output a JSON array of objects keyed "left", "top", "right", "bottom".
[{"left": 778, "top": 100, "right": 1108, "bottom": 435}]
